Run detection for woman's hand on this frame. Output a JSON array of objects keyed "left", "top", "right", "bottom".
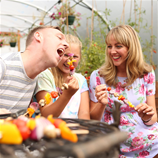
[
  {"left": 95, "top": 84, "right": 108, "bottom": 105},
  {"left": 134, "top": 103, "right": 155, "bottom": 122}
]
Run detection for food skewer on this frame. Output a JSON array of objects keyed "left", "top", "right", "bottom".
[
  {"left": 23, "top": 102, "right": 39, "bottom": 117},
  {"left": 106, "top": 87, "right": 134, "bottom": 108}
]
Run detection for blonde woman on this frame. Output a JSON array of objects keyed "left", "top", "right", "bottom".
[
  {"left": 89, "top": 25, "right": 158, "bottom": 157},
  {"left": 35, "top": 34, "right": 90, "bottom": 120}
]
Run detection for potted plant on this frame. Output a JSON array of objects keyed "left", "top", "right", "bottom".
[
  {"left": 9, "top": 32, "right": 17, "bottom": 47},
  {"left": 0, "top": 39, "right": 5, "bottom": 47},
  {"left": 50, "top": 0, "right": 81, "bottom": 31}
]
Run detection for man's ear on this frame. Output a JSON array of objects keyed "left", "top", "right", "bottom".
[{"left": 34, "top": 31, "right": 42, "bottom": 42}]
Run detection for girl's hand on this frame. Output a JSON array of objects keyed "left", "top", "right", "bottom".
[
  {"left": 134, "top": 103, "right": 155, "bottom": 122},
  {"left": 95, "top": 84, "right": 108, "bottom": 105},
  {"left": 64, "top": 76, "right": 79, "bottom": 97}
]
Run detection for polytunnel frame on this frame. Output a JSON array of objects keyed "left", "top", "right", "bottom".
[{"left": 1, "top": 0, "right": 112, "bottom": 34}]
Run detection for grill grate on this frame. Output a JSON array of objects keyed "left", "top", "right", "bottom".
[
  {"left": 0, "top": 101, "right": 127, "bottom": 158},
  {"left": 0, "top": 118, "right": 127, "bottom": 158}
]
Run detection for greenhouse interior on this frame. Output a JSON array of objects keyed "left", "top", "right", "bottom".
[{"left": 0, "top": 0, "right": 158, "bottom": 158}]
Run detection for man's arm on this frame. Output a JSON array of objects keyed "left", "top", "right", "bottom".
[{"left": 0, "top": 57, "right": 6, "bottom": 82}]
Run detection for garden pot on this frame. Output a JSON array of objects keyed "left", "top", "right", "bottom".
[
  {"left": 67, "top": 15, "right": 75, "bottom": 25},
  {"left": 10, "top": 42, "right": 16, "bottom": 47}
]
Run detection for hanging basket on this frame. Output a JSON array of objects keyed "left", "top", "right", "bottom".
[
  {"left": 9, "top": 42, "right": 16, "bottom": 47},
  {"left": 0, "top": 42, "right": 3, "bottom": 47},
  {"left": 67, "top": 15, "right": 75, "bottom": 25}
]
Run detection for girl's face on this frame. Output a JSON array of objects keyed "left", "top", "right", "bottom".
[
  {"left": 107, "top": 35, "right": 128, "bottom": 69},
  {"left": 57, "top": 43, "right": 81, "bottom": 75}
]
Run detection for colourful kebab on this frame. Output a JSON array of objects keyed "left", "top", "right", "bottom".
[
  {"left": 24, "top": 102, "right": 39, "bottom": 117},
  {"left": 39, "top": 91, "right": 58, "bottom": 107},
  {"left": 39, "top": 54, "right": 76, "bottom": 107},
  {"left": 0, "top": 114, "right": 78, "bottom": 144},
  {"left": 106, "top": 87, "right": 135, "bottom": 108},
  {"left": 67, "top": 53, "right": 76, "bottom": 76}
]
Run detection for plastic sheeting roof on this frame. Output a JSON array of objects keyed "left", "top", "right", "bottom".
[{"left": 0, "top": 0, "right": 111, "bottom": 35}]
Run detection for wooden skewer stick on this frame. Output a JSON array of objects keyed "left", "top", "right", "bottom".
[
  {"left": 23, "top": 111, "right": 29, "bottom": 116},
  {"left": 72, "top": 129, "right": 89, "bottom": 135},
  {"left": 66, "top": 123, "right": 80, "bottom": 127}
]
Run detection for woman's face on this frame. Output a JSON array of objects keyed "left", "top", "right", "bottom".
[
  {"left": 57, "top": 43, "right": 81, "bottom": 75},
  {"left": 107, "top": 35, "right": 128, "bottom": 68}
]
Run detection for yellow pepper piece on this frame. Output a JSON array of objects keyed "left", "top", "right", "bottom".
[
  {"left": 47, "top": 115, "right": 55, "bottom": 124},
  {"left": 59, "top": 122, "right": 78, "bottom": 143},
  {"left": 0, "top": 119, "right": 4, "bottom": 124},
  {"left": 71, "top": 59, "right": 76, "bottom": 63},
  {"left": 118, "top": 95, "right": 123, "bottom": 100},
  {"left": 128, "top": 101, "right": 134, "bottom": 108},
  {"left": 44, "top": 93, "right": 52, "bottom": 105},
  {"left": 27, "top": 119, "right": 36, "bottom": 130},
  {"left": 35, "top": 115, "right": 41, "bottom": 119},
  {"left": 67, "top": 60, "right": 76, "bottom": 66},
  {"left": 27, "top": 107, "right": 35, "bottom": 118},
  {"left": 0, "top": 123, "right": 23, "bottom": 144}
]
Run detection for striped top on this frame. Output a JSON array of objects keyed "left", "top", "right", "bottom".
[{"left": 0, "top": 52, "right": 37, "bottom": 112}]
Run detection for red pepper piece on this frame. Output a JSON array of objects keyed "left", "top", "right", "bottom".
[
  {"left": 12, "top": 119, "right": 27, "bottom": 128},
  {"left": 12, "top": 119, "right": 30, "bottom": 140},
  {"left": 53, "top": 119, "right": 65, "bottom": 128},
  {"left": 18, "top": 126, "right": 30, "bottom": 140}
]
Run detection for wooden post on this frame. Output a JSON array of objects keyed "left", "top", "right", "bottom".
[
  {"left": 17, "top": 30, "right": 20, "bottom": 51},
  {"left": 138, "top": 0, "right": 142, "bottom": 31},
  {"left": 90, "top": 0, "right": 94, "bottom": 45},
  {"left": 156, "top": 81, "right": 158, "bottom": 121}
]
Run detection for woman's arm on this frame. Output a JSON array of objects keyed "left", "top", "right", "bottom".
[
  {"left": 135, "top": 95, "right": 157, "bottom": 125},
  {"left": 90, "top": 100, "right": 106, "bottom": 120},
  {"left": 36, "top": 76, "right": 79, "bottom": 117},
  {"left": 90, "top": 84, "right": 108, "bottom": 120},
  {"left": 78, "top": 91, "right": 90, "bottom": 120}
]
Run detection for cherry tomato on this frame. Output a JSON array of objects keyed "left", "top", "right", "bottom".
[
  {"left": 107, "top": 87, "right": 111, "bottom": 91},
  {"left": 51, "top": 91, "right": 58, "bottom": 98},
  {"left": 69, "top": 65, "right": 74, "bottom": 71},
  {"left": 121, "top": 96, "right": 125, "bottom": 100}
]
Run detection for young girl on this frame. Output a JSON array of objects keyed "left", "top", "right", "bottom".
[
  {"left": 89, "top": 25, "right": 158, "bottom": 158},
  {"left": 35, "top": 34, "right": 90, "bottom": 119}
]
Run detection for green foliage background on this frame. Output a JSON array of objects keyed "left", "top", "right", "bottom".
[{"left": 76, "top": 4, "right": 156, "bottom": 77}]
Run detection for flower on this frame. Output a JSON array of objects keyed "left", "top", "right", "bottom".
[
  {"left": 50, "top": 0, "right": 81, "bottom": 30},
  {"left": 39, "top": 21, "right": 44, "bottom": 25},
  {"left": 9, "top": 32, "right": 17, "bottom": 43}
]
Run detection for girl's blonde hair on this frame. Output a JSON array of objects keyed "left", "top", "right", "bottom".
[
  {"left": 99, "top": 25, "right": 152, "bottom": 87},
  {"left": 50, "top": 34, "right": 82, "bottom": 89}
]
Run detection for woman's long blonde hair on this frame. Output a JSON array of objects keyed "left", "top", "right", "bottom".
[
  {"left": 49, "top": 34, "right": 82, "bottom": 89},
  {"left": 99, "top": 25, "right": 152, "bottom": 87}
]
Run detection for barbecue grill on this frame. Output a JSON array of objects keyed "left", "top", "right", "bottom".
[{"left": 0, "top": 101, "right": 128, "bottom": 158}]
